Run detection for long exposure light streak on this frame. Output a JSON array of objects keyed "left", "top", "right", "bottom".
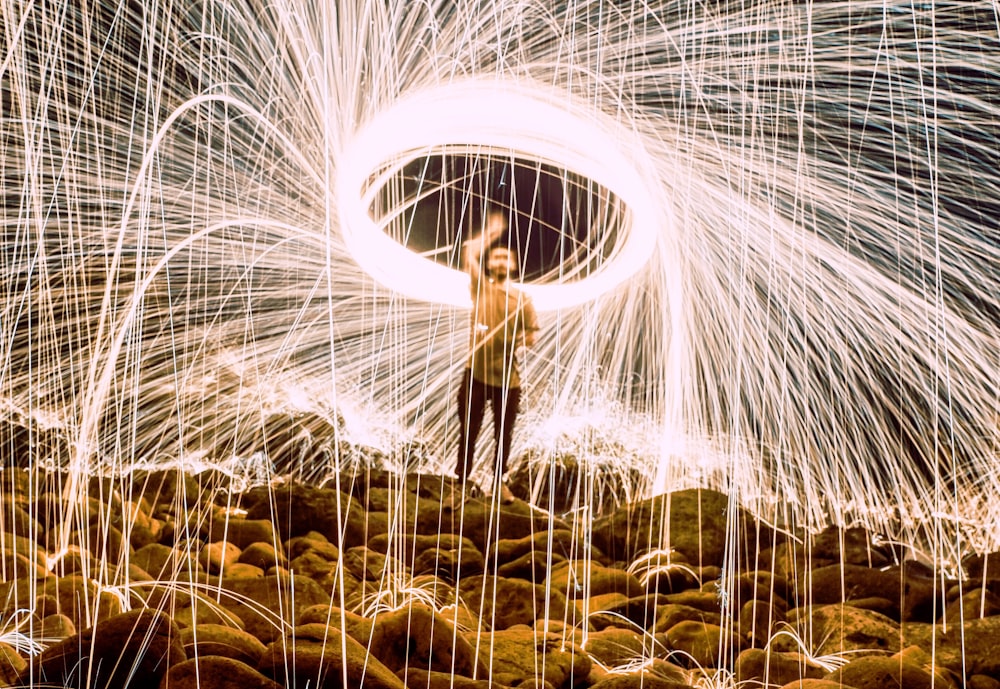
[{"left": 2, "top": 0, "right": 1000, "bottom": 562}]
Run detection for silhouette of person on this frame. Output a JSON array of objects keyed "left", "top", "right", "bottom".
[{"left": 455, "top": 209, "right": 539, "bottom": 502}]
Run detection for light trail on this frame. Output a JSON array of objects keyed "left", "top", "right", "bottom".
[{"left": 1, "top": 0, "right": 1000, "bottom": 560}]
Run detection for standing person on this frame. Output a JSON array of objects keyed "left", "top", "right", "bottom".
[{"left": 455, "top": 209, "right": 539, "bottom": 503}]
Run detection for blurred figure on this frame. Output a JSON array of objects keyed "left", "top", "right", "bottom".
[{"left": 455, "top": 209, "right": 539, "bottom": 502}]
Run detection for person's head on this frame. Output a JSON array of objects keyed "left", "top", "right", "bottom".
[{"left": 486, "top": 245, "right": 518, "bottom": 282}]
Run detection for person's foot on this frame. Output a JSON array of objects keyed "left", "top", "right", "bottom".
[{"left": 498, "top": 482, "right": 516, "bottom": 504}]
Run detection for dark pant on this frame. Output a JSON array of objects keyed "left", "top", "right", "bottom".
[{"left": 455, "top": 369, "right": 521, "bottom": 483}]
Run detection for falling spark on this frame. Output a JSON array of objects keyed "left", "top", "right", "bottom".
[{"left": 1, "top": 0, "right": 1000, "bottom": 562}]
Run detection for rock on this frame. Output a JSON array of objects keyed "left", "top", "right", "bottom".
[
  {"left": 423, "top": 498, "right": 568, "bottom": 553},
  {"left": 778, "top": 681, "right": 855, "bottom": 689},
  {"left": 583, "top": 627, "right": 649, "bottom": 667},
  {"left": 903, "top": 616, "right": 1000, "bottom": 677},
  {"left": 133, "top": 543, "right": 204, "bottom": 581},
  {"left": 739, "top": 598, "right": 785, "bottom": 646},
  {"left": 547, "top": 561, "right": 644, "bottom": 599},
  {"left": 298, "top": 605, "right": 374, "bottom": 644},
  {"left": 239, "top": 542, "right": 286, "bottom": 570},
  {"left": 397, "top": 668, "right": 494, "bottom": 689},
  {"left": 490, "top": 529, "right": 594, "bottom": 566},
  {"left": 367, "top": 532, "right": 478, "bottom": 558},
  {"left": 199, "top": 541, "right": 242, "bottom": 574},
  {"left": 664, "top": 591, "right": 721, "bottom": 614},
  {"left": 39, "top": 613, "right": 76, "bottom": 639},
  {"left": 226, "top": 562, "right": 266, "bottom": 578},
  {"left": 893, "top": 645, "right": 960, "bottom": 689},
  {"left": 72, "top": 522, "right": 130, "bottom": 562},
  {"left": 643, "top": 564, "right": 701, "bottom": 596},
  {"left": 208, "top": 516, "right": 278, "bottom": 551},
  {"left": 39, "top": 575, "right": 122, "bottom": 627},
  {"left": 343, "top": 545, "right": 404, "bottom": 581},
  {"left": 734, "top": 648, "right": 826, "bottom": 686},
  {"left": 824, "top": 655, "right": 935, "bottom": 689},
  {"left": 286, "top": 532, "right": 339, "bottom": 560},
  {"left": 764, "top": 541, "right": 830, "bottom": 582},
  {"left": 0, "top": 642, "right": 27, "bottom": 686},
  {"left": 369, "top": 603, "right": 485, "bottom": 678},
  {"left": 23, "top": 608, "right": 184, "bottom": 689},
  {"left": 245, "top": 484, "right": 368, "bottom": 549},
  {"left": 843, "top": 597, "right": 898, "bottom": 620},
  {"left": 644, "top": 659, "right": 691, "bottom": 684},
  {"left": 964, "top": 552, "right": 1000, "bottom": 579},
  {"left": 32, "top": 593, "right": 61, "bottom": 619},
  {"left": 459, "top": 575, "right": 568, "bottom": 630},
  {"left": 0, "top": 550, "right": 46, "bottom": 579},
  {"left": 940, "top": 589, "right": 1000, "bottom": 624},
  {"left": 217, "top": 574, "right": 331, "bottom": 642},
  {"left": 793, "top": 604, "right": 900, "bottom": 656},
  {"left": 664, "top": 620, "right": 745, "bottom": 669},
  {"left": 159, "top": 655, "right": 282, "bottom": 689},
  {"left": 174, "top": 600, "right": 246, "bottom": 629},
  {"left": 0, "top": 498, "right": 42, "bottom": 538},
  {"left": 131, "top": 469, "right": 207, "bottom": 510},
  {"left": 178, "top": 624, "right": 267, "bottom": 665},
  {"left": 258, "top": 627, "right": 405, "bottom": 689},
  {"left": 497, "top": 549, "right": 564, "bottom": 580},
  {"left": 654, "top": 603, "right": 722, "bottom": 633},
  {"left": 810, "top": 526, "right": 892, "bottom": 567},
  {"left": 806, "top": 563, "right": 933, "bottom": 622},
  {"left": 587, "top": 674, "right": 693, "bottom": 689},
  {"left": 0, "top": 530, "right": 46, "bottom": 565},
  {"left": 413, "top": 546, "right": 486, "bottom": 580},
  {"left": 585, "top": 593, "right": 666, "bottom": 630},
  {"left": 288, "top": 549, "right": 339, "bottom": 580},
  {"left": 506, "top": 453, "right": 644, "bottom": 516},
  {"left": 464, "top": 629, "right": 591, "bottom": 689},
  {"left": 592, "top": 489, "right": 758, "bottom": 567}
]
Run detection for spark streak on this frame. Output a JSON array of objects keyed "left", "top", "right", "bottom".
[{"left": 2, "top": 0, "right": 1000, "bottom": 559}]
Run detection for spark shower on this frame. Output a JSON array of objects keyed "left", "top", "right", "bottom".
[{"left": 3, "top": 1, "right": 1000, "bottom": 558}]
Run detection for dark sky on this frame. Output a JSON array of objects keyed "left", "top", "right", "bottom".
[{"left": 377, "top": 153, "right": 623, "bottom": 283}]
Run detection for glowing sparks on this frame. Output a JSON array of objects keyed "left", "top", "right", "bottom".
[
  {"left": 2, "top": 0, "right": 1000, "bottom": 559},
  {"left": 337, "top": 79, "right": 662, "bottom": 311}
]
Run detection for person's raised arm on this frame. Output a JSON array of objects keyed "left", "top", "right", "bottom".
[{"left": 463, "top": 211, "right": 507, "bottom": 284}]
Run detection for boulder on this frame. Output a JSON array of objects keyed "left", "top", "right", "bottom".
[
  {"left": 23, "top": 608, "right": 184, "bottom": 689},
  {"left": 824, "top": 655, "right": 936, "bottom": 689},
  {"left": 592, "top": 489, "right": 759, "bottom": 567},
  {"left": 257, "top": 627, "right": 404, "bottom": 689},
  {"left": 160, "top": 655, "right": 282, "bottom": 689},
  {"left": 464, "top": 629, "right": 590, "bottom": 689},
  {"left": 459, "top": 575, "right": 567, "bottom": 630}
]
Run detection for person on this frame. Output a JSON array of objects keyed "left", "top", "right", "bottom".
[{"left": 455, "top": 209, "right": 539, "bottom": 503}]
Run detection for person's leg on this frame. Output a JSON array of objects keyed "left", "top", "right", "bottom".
[
  {"left": 456, "top": 369, "right": 486, "bottom": 484},
  {"left": 491, "top": 382, "right": 521, "bottom": 480}
]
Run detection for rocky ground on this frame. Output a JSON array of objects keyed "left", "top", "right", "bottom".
[{"left": 0, "top": 467, "right": 999, "bottom": 689}]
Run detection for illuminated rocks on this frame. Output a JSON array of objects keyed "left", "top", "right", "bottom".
[
  {"left": 20, "top": 608, "right": 184, "bottom": 689},
  {"left": 1, "top": 471, "right": 999, "bottom": 687},
  {"left": 735, "top": 649, "right": 827, "bottom": 686},
  {"left": 591, "top": 489, "right": 753, "bottom": 566},
  {"left": 162, "top": 655, "right": 283, "bottom": 689},
  {"left": 178, "top": 623, "right": 267, "bottom": 665}
]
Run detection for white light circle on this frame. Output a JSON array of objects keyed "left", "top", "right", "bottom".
[{"left": 337, "top": 80, "right": 660, "bottom": 311}]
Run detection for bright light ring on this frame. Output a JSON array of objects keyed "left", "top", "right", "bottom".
[{"left": 337, "top": 80, "right": 661, "bottom": 311}]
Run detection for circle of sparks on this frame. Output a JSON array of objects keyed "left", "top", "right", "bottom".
[{"left": 337, "top": 80, "right": 661, "bottom": 311}]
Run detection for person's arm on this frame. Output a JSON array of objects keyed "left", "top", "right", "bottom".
[
  {"left": 519, "top": 295, "right": 539, "bottom": 348},
  {"left": 462, "top": 215, "right": 506, "bottom": 284}
]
